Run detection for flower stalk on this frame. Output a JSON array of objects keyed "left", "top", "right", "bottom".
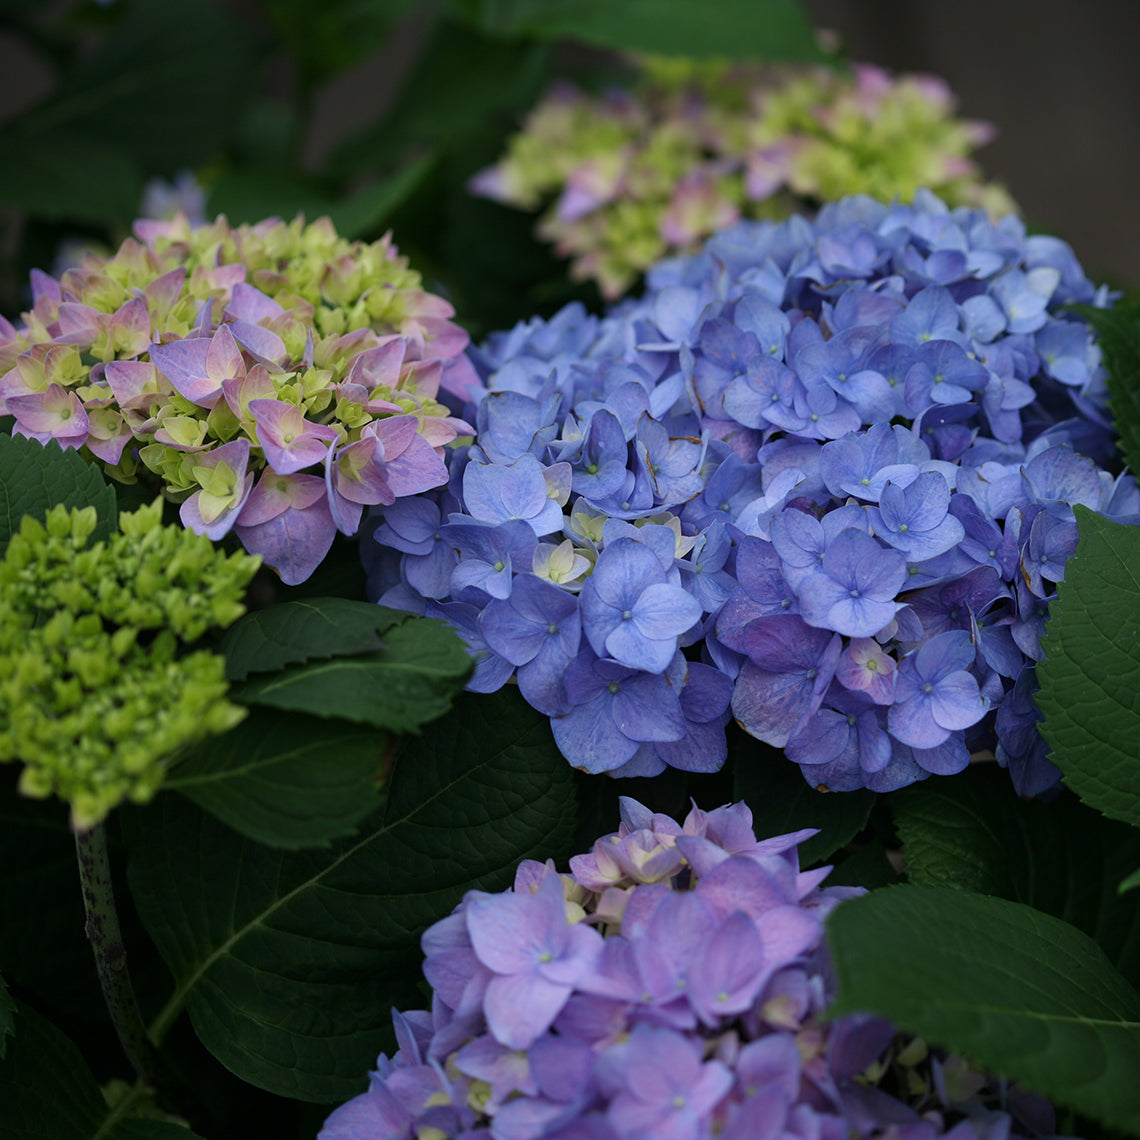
[{"left": 74, "top": 821, "right": 160, "bottom": 1087}]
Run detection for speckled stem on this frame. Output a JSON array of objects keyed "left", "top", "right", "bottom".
[{"left": 75, "top": 822, "right": 159, "bottom": 1086}]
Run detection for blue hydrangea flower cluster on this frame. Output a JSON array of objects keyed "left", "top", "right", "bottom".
[
  {"left": 365, "top": 190, "right": 1137, "bottom": 796},
  {"left": 320, "top": 799, "right": 1063, "bottom": 1140}
]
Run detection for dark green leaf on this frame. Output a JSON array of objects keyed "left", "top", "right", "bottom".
[
  {"left": 0, "top": 0, "right": 46, "bottom": 17},
  {"left": 827, "top": 885, "right": 1140, "bottom": 1135},
  {"left": 894, "top": 766, "right": 1014, "bottom": 896},
  {"left": 107, "top": 1125, "right": 208, "bottom": 1140},
  {"left": 221, "top": 598, "right": 406, "bottom": 681},
  {"left": 0, "top": 435, "right": 117, "bottom": 556},
  {"left": 261, "top": 0, "right": 421, "bottom": 88},
  {"left": 328, "top": 154, "right": 438, "bottom": 238},
  {"left": 329, "top": 23, "right": 549, "bottom": 175},
  {"left": 205, "top": 169, "right": 340, "bottom": 230},
  {"left": 894, "top": 764, "right": 1140, "bottom": 986},
  {"left": 1037, "top": 506, "right": 1140, "bottom": 828},
  {"left": 227, "top": 96, "right": 298, "bottom": 169},
  {"left": 1122, "top": 867, "right": 1140, "bottom": 895},
  {"left": 0, "top": 134, "right": 141, "bottom": 222},
  {"left": 232, "top": 613, "right": 472, "bottom": 732},
  {"left": 14, "top": 0, "right": 264, "bottom": 172},
  {"left": 0, "top": 1002, "right": 108, "bottom": 1140},
  {"left": 733, "top": 736, "right": 875, "bottom": 866},
  {"left": 0, "top": 769, "right": 100, "bottom": 1018},
  {"left": 0, "top": 973, "right": 12, "bottom": 1059},
  {"left": 166, "top": 708, "right": 386, "bottom": 849},
  {"left": 430, "top": 146, "right": 605, "bottom": 336},
  {"left": 0, "top": 1001, "right": 204, "bottom": 1140},
  {"left": 1072, "top": 302, "right": 1140, "bottom": 473},
  {"left": 825, "top": 837, "right": 901, "bottom": 891},
  {"left": 0, "top": 769, "right": 171, "bottom": 1024},
  {"left": 208, "top": 152, "right": 435, "bottom": 236},
  {"left": 452, "top": 0, "right": 826, "bottom": 60},
  {"left": 0, "top": 1002, "right": 97, "bottom": 1140},
  {"left": 125, "top": 688, "right": 577, "bottom": 1101}
]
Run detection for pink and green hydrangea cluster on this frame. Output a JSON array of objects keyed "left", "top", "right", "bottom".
[
  {"left": 320, "top": 798, "right": 1062, "bottom": 1140},
  {"left": 471, "top": 58, "right": 1015, "bottom": 299},
  {"left": 0, "top": 214, "right": 479, "bottom": 583}
]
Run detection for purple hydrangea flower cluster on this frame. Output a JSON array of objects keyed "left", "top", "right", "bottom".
[
  {"left": 320, "top": 799, "right": 1062, "bottom": 1140},
  {"left": 366, "top": 190, "right": 1138, "bottom": 796}
]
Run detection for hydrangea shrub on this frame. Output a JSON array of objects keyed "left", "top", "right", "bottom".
[
  {"left": 471, "top": 59, "right": 1015, "bottom": 298},
  {"left": 0, "top": 214, "right": 479, "bottom": 584},
  {"left": 320, "top": 798, "right": 1063, "bottom": 1140},
  {"left": 367, "top": 191, "right": 1136, "bottom": 797}
]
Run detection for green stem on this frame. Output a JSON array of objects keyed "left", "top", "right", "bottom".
[
  {"left": 148, "top": 989, "right": 182, "bottom": 1048},
  {"left": 74, "top": 822, "right": 160, "bottom": 1086},
  {"left": 92, "top": 1080, "right": 151, "bottom": 1140}
]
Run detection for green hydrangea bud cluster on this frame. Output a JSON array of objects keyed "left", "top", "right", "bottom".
[
  {"left": 471, "top": 57, "right": 1017, "bottom": 298},
  {"left": 0, "top": 500, "right": 260, "bottom": 829}
]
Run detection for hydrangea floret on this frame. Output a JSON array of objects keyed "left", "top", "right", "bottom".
[
  {"left": 471, "top": 58, "right": 1015, "bottom": 298},
  {"left": 0, "top": 214, "right": 478, "bottom": 583},
  {"left": 0, "top": 500, "right": 260, "bottom": 828},
  {"left": 320, "top": 798, "right": 1063, "bottom": 1140},
  {"left": 366, "top": 191, "right": 1135, "bottom": 797}
]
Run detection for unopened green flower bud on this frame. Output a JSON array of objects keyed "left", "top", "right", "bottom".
[
  {"left": 895, "top": 1037, "right": 928, "bottom": 1067},
  {"left": 0, "top": 497, "right": 258, "bottom": 827}
]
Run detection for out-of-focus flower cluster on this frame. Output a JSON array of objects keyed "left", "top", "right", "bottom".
[
  {"left": 140, "top": 170, "right": 210, "bottom": 229},
  {"left": 366, "top": 191, "right": 1135, "bottom": 797},
  {"left": 320, "top": 799, "right": 1062, "bottom": 1140},
  {"left": 0, "top": 214, "right": 478, "bottom": 584},
  {"left": 471, "top": 58, "right": 1014, "bottom": 299},
  {"left": 0, "top": 500, "right": 259, "bottom": 829}
]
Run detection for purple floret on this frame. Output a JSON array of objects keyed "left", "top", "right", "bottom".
[{"left": 581, "top": 539, "right": 702, "bottom": 674}]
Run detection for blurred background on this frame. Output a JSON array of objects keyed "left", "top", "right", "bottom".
[
  {"left": 802, "top": 0, "right": 1140, "bottom": 295},
  {"left": 2, "top": 0, "right": 1136, "bottom": 330}
]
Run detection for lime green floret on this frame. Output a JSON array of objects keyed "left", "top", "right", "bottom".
[
  {"left": 0, "top": 501, "right": 260, "bottom": 829},
  {"left": 104, "top": 215, "right": 425, "bottom": 335}
]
